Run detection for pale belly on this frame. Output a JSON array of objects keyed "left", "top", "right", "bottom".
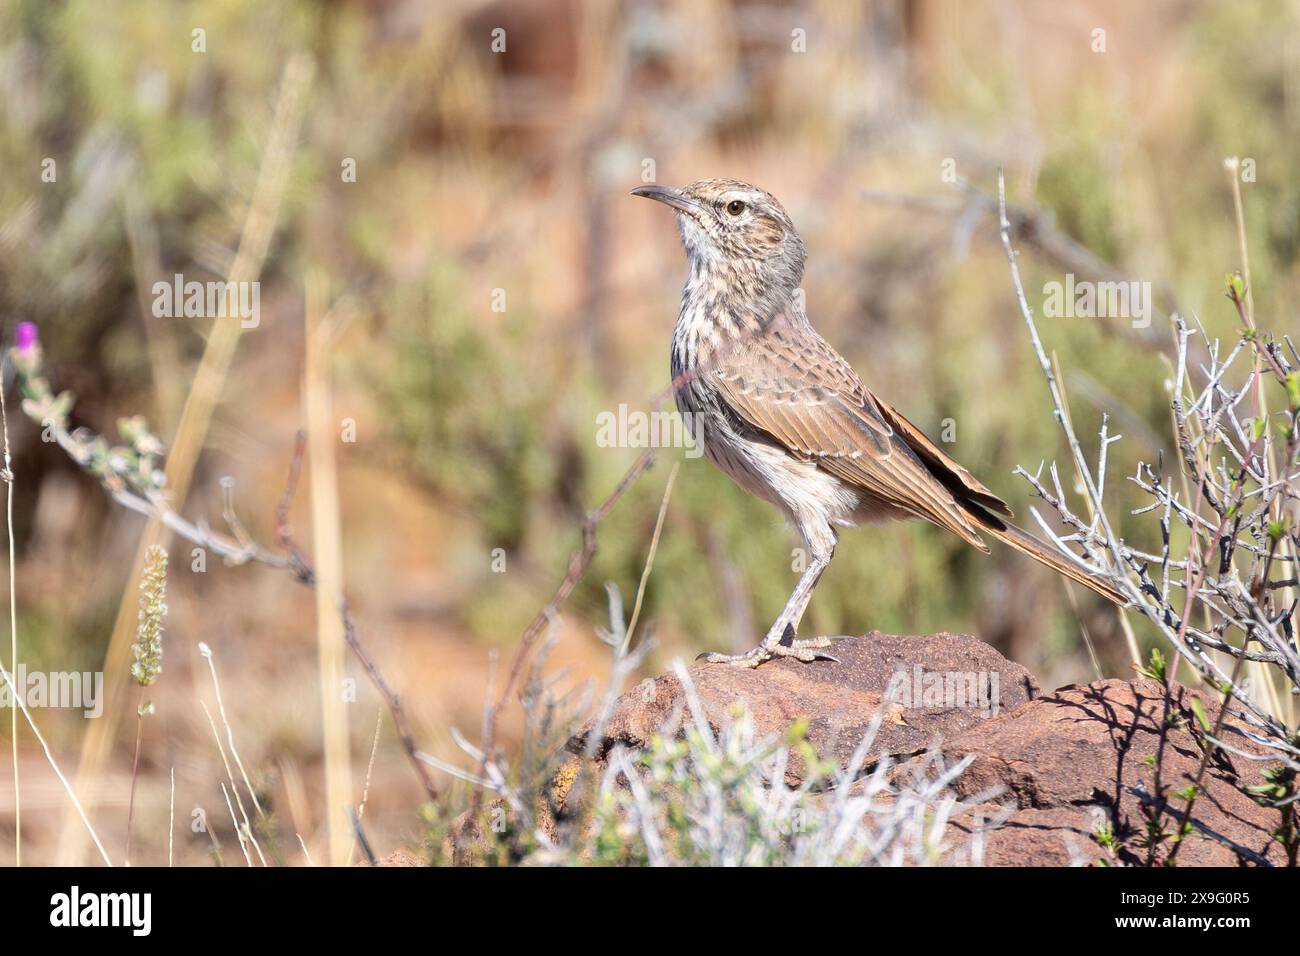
[{"left": 677, "top": 380, "right": 875, "bottom": 545}]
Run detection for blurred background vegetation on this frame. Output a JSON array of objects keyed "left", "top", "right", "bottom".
[{"left": 1, "top": 0, "right": 1298, "bottom": 864}]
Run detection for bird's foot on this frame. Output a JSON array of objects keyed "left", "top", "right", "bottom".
[{"left": 696, "top": 631, "right": 839, "bottom": 668}]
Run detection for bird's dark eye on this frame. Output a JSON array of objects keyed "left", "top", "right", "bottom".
[{"left": 725, "top": 199, "right": 746, "bottom": 216}]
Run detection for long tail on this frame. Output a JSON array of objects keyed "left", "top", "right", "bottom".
[{"left": 964, "top": 504, "right": 1128, "bottom": 607}]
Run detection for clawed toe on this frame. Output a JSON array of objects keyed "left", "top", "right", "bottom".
[
  {"left": 695, "top": 648, "right": 767, "bottom": 668},
  {"left": 776, "top": 632, "right": 838, "bottom": 661},
  {"left": 784, "top": 635, "right": 833, "bottom": 650},
  {"left": 770, "top": 641, "right": 840, "bottom": 664},
  {"left": 696, "top": 636, "right": 839, "bottom": 667}
]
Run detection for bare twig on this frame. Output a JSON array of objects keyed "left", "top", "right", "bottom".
[
  {"left": 994, "top": 166, "right": 1300, "bottom": 842},
  {"left": 467, "top": 446, "right": 659, "bottom": 824}
]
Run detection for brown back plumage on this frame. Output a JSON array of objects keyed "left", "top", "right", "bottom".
[{"left": 712, "top": 320, "right": 1006, "bottom": 551}]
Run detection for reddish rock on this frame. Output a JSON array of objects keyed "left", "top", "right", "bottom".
[
  {"left": 926, "top": 679, "right": 1285, "bottom": 866},
  {"left": 361, "top": 848, "right": 427, "bottom": 867},
  {"left": 571, "top": 631, "right": 1038, "bottom": 780},
  {"left": 570, "top": 635, "right": 1289, "bottom": 866}
]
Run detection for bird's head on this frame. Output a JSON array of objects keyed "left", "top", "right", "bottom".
[{"left": 632, "top": 178, "right": 806, "bottom": 293}]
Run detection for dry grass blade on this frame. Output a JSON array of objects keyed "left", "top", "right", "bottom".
[
  {"left": 200, "top": 699, "right": 267, "bottom": 867},
  {"left": 621, "top": 460, "right": 680, "bottom": 656},
  {"left": 197, "top": 643, "right": 264, "bottom": 817},
  {"left": 1, "top": 351, "right": 17, "bottom": 864},
  {"left": 304, "top": 268, "right": 353, "bottom": 866},
  {"left": 346, "top": 710, "right": 383, "bottom": 866}
]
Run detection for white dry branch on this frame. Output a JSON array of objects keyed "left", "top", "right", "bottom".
[{"left": 995, "top": 170, "right": 1300, "bottom": 766}]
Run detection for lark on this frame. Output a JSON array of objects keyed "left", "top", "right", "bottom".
[{"left": 633, "top": 178, "right": 1124, "bottom": 667}]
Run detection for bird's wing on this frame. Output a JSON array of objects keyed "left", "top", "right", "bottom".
[
  {"left": 867, "top": 393, "right": 1012, "bottom": 518},
  {"left": 711, "top": 325, "right": 999, "bottom": 549}
]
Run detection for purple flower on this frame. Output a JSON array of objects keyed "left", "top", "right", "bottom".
[{"left": 15, "top": 322, "right": 37, "bottom": 354}]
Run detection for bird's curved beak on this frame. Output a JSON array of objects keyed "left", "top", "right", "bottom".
[{"left": 631, "top": 184, "right": 704, "bottom": 218}]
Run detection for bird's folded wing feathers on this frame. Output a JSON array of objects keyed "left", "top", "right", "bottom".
[
  {"left": 868, "top": 393, "right": 1013, "bottom": 518},
  {"left": 712, "top": 332, "right": 995, "bottom": 549}
]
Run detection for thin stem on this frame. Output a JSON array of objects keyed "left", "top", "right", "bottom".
[
  {"left": 125, "top": 702, "right": 144, "bottom": 866},
  {"left": 622, "top": 461, "right": 680, "bottom": 656},
  {"left": 1, "top": 351, "right": 18, "bottom": 866},
  {"left": 468, "top": 447, "right": 659, "bottom": 824},
  {"left": 0, "top": 654, "right": 111, "bottom": 864},
  {"left": 996, "top": 171, "right": 1124, "bottom": 563},
  {"left": 168, "top": 767, "right": 174, "bottom": 867}
]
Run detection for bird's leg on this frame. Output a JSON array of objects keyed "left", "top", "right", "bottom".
[{"left": 698, "top": 541, "right": 837, "bottom": 667}]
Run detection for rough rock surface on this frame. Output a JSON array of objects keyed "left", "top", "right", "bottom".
[
  {"left": 571, "top": 631, "right": 1038, "bottom": 779},
  {"left": 926, "top": 678, "right": 1284, "bottom": 866},
  {"left": 567, "top": 633, "right": 1286, "bottom": 866},
  {"left": 361, "top": 848, "right": 427, "bottom": 867}
]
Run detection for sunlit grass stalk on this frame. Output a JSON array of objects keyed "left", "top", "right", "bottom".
[
  {"left": 305, "top": 268, "right": 353, "bottom": 866},
  {"left": 0, "top": 658, "right": 111, "bottom": 864},
  {"left": 168, "top": 767, "right": 174, "bottom": 867},
  {"left": 621, "top": 461, "right": 680, "bottom": 656},
  {"left": 346, "top": 710, "right": 383, "bottom": 866},
  {"left": 197, "top": 642, "right": 263, "bottom": 816},
  {"left": 220, "top": 782, "right": 253, "bottom": 867},
  {"left": 1, "top": 346, "right": 18, "bottom": 864},
  {"left": 197, "top": 643, "right": 267, "bottom": 865}
]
